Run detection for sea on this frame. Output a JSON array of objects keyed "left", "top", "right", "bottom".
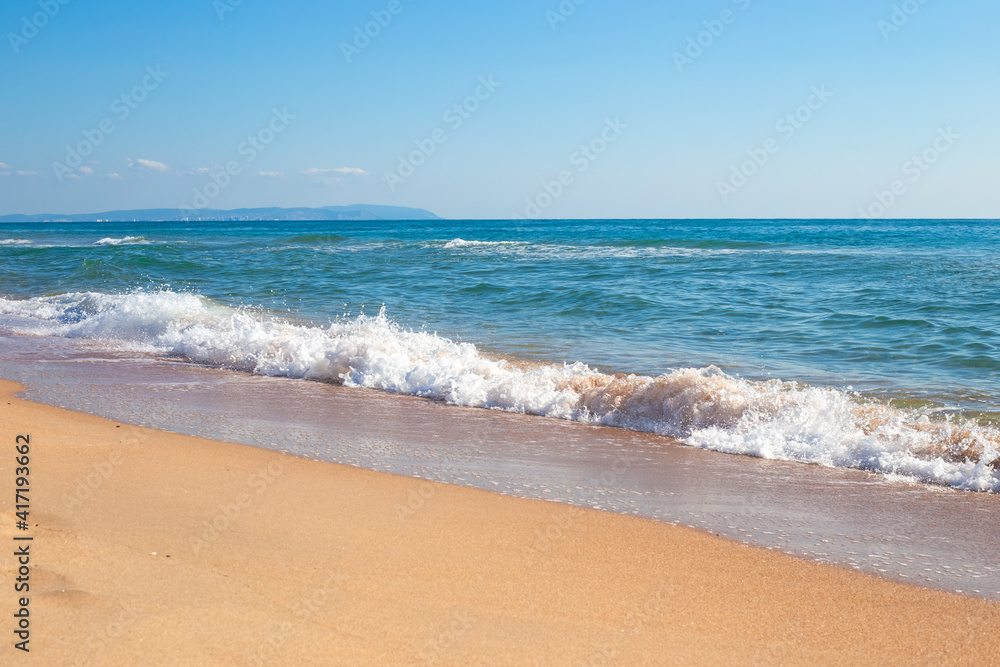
[
  {"left": 2, "top": 218, "right": 999, "bottom": 488},
  {"left": 2, "top": 218, "right": 1000, "bottom": 596}
]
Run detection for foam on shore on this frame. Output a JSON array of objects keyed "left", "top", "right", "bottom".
[{"left": 1, "top": 289, "right": 997, "bottom": 492}]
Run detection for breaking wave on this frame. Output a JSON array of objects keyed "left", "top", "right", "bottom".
[
  {"left": 93, "top": 236, "right": 153, "bottom": 246},
  {"left": 1, "top": 290, "right": 997, "bottom": 492},
  {"left": 443, "top": 238, "right": 527, "bottom": 249}
]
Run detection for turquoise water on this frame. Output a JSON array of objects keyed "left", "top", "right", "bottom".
[
  {"left": 3, "top": 219, "right": 998, "bottom": 403},
  {"left": 2, "top": 219, "right": 999, "bottom": 490}
]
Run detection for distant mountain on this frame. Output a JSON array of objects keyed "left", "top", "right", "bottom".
[{"left": 0, "top": 204, "right": 441, "bottom": 223}]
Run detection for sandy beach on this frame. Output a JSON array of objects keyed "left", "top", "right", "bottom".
[
  {"left": 4, "top": 0, "right": 999, "bottom": 662},
  {"left": 1, "top": 377, "right": 997, "bottom": 665}
]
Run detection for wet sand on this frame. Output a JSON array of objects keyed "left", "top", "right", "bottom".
[
  {"left": 3, "top": 332, "right": 1000, "bottom": 601},
  {"left": 2, "top": 377, "right": 1000, "bottom": 665}
]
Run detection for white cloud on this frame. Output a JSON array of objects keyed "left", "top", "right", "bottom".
[
  {"left": 108, "top": 173, "right": 122, "bottom": 180},
  {"left": 78, "top": 166, "right": 94, "bottom": 175},
  {"left": 127, "top": 158, "right": 169, "bottom": 172},
  {"left": 0, "top": 162, "right": 9, "bottom": 169},
  {"left": 302, "top": 167, "right": 367, "bottom": 176},
  {"left": 16, "top": 170, "right": 39, "bottom": 176},
  {"left": 258, "top": 170, "right": 284, "bottom": 178}
]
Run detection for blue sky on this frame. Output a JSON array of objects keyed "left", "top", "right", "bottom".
[{"left": 1, "top": 0, "right": 997, "bottom": 219}]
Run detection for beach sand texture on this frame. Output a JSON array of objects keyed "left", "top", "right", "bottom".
[{"left": 2, "top": 378, "right": 999, "bottom": 665}]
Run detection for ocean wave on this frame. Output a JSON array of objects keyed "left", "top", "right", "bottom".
[
  {"left": 443, "top": 238, "right": 528, "bottom": 249},
  {"left": 93, "top": 236, "right": 153, "bottom": 246},
  {"left": 435, "top": 239, "right": 812, "bottom": 259},
  {"left": 598, "top": 238, "right": 772, "bottom": 250},
  {"left": 0, "top": 290, "right": 997, "bottom": 492},
  {"left": 0, "top": 239, "right": 33, "bottom": 246},
  {"left": 283, "top": 234, "right": 348, "bottom": 244}
]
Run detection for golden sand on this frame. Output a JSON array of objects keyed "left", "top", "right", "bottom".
[{"left": 1, "top": 378, "right": 998, "bottom": 665}]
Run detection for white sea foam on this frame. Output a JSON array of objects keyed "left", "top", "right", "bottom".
[
  {"left": 93, "top": 236, "right": 152, "bottom": 246},
  {"left": 0, "top": 239, "right": 32, "bottom": 246},
  {"left": 0, "top": 290, "right": 997, "bottom": 492},
  {"left": 443, "top": 238, "right": 527, "bottom": 249},
  {"left": 436, "top": 239, "right": 774, "bottom": 259}
]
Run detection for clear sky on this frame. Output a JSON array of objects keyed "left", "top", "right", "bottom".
[{"left": 1, "top": 0, "right": 997, "bottom": 219}]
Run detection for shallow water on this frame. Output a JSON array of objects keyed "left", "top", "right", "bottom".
[
  {"left": 1, "top": 220, "right": 998, "bottom": 487},
  {"left": 2, "top": 332, "right": 999, "bottom": 601}
]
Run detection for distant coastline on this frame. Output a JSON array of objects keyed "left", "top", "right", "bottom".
[{"left": 0, "top": 204, "right": 440, "bottom": 223}]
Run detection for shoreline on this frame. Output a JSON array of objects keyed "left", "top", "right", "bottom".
[
  {"left": 2, "top": 377, "right": 999, "bottom": 664},
  {"left": 4, "top": 331, "right": 1000, "bottom": 601}
]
